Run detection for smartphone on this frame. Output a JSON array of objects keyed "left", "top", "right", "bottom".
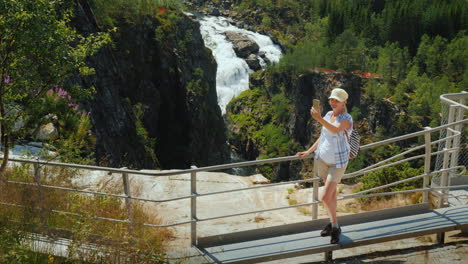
[{"left": 313, "top": 99, "right": 320, "bottom": 109}]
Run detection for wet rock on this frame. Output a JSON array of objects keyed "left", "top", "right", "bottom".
[
  {"left": 245, "top": 54, "right": 261, "bottom": 71},
  {"left": 224, "top": 31, "right": 259, "bottom": 59}
]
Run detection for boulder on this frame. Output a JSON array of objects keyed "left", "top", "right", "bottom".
[
  {"left": 249, "top": 174, "right": 270, "bottom": 184},
  {"left": 245, "top": 54, "right": 261, "bottom": 71},
  {"left": 224, "top": 31, "right": 259, "bottom": 59}
]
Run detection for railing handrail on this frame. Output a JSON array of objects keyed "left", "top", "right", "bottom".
[
  {"left": 2, "top": 118, "right": 467, "bottom": 176},
  {"left": 440, "top": 91, "right": 468, "bottom": 111}
]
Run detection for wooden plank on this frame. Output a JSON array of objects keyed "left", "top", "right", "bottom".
[
  {"left": 198, "top": 203, "right": 431, "bottom": 248},
  {"left": 201, "top": 205, "right": 468, "bottom": 264}
]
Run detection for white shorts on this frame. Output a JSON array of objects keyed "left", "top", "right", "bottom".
[{"left": 314, "top": 157, "right": 347, "bottom": 183}]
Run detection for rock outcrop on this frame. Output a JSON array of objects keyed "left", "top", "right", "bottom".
[
  {"left": 224, "top": 31, "right": 262, "bottom": 71},
  {"left": 71, "top": 0, "right": 228, "bottom": 169}
]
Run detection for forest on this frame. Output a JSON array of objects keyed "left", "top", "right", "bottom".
[{"left": 234, "top": 0, "right": 466, "bottom": 127}]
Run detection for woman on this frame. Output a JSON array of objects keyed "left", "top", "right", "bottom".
[{"left": 296, "top": 88, "right": 353, "bottom": 244}]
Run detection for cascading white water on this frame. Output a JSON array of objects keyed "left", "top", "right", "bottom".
[{"left": 198, "top": 15, "right": 282, "bottom": 114}]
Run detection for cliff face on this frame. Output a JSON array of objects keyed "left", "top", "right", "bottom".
[{"left": 72, "top": 0, "right": 228, "bottom": 169}]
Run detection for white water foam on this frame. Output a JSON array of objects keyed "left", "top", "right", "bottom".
[{"left": 198, "top": 15, "right": 282, "bottom": 114}]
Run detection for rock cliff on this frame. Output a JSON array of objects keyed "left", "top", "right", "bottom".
[{"left": 71, "top": 0, "right": 228, "bottom": 169}]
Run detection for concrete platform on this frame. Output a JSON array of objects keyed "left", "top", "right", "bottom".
[{"left": 200, "top": 205, "right": 468, "bottom": 263}]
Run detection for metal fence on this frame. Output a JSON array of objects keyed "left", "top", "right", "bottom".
[{"left": 0, "top": 92, "right": 467, "bottom": 248}]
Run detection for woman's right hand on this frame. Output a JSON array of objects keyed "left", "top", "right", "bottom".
[
  {"left": 295, "top": 151, "right": 311, "bottom": 158},
  {"left": 311, "top": 106, "right": 322, "bottom": 120}
]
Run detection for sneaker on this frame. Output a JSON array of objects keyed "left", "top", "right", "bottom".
[
  {"left": 330, "top": 226, "right": 341, "bottom": 244},
  {"left": 320, "top": 223, "right": 332, "bottom": 237}
]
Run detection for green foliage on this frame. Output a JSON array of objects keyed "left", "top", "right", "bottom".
[
  {"left": 154, "top": 8, "right": 183, "bottom": 42},
  {"left": 254, "top": 124, "right": 292, "bottom": 159},
  {"left": 227, "top": 86, "right": 301, "bottom": 180},
  {"left": 356, "top": 162, "right": 424, "bottom": 197},
  {"left": 414, "top": 34, "right": 448, "bottom": 78},
  {"left": 278, "top": 38, "right": 328, "bottom": 72},
  {"left": 0, "top": 223, "right": 43, "bottom": 264},
  {"left": 331, "top": 29, "right": 367, "bottom": 72},
  {"left": 90, "top": 0, "right": 184, "bottom": 29},
  {"left": 376, "top": 42, "right": 410, "bottom": 83},
  {"left": 132, "top": 102, "right": 159, "bottom": 168},
  {"left": 323, "top": 0, "right": 467, "bottom": 53},
  {"left": 0, "top": 0, "right": 110, "bottom": 172},
  {"left": 0, "top": 163, "right": 170, "bottom": 263},
  {"left": 350, "top": 106, "right": 362, "bottom": 121},
  {"left": 186, "top": 68, "right": 208, "bottom": 95}
]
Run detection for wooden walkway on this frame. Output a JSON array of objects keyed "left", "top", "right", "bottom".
[{"left": 198, "top": 205, "right": 468, "bottom": 263}]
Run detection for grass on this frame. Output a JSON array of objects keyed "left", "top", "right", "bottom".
[{"left": 0, "top": 163, "right": 172, "bottom": 263}]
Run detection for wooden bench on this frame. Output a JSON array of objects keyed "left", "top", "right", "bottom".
[{"left": 196, "top": 204, "right": 468, "bottom": 263}]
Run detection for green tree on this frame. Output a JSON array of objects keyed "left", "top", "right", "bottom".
[
  {"left": 331, "top": 29, "right": 367, "bottom": 72},
  {"left": 377, "top": 42, "right": 410, "bottom": 83},
  {"left": 0, "top": 0, "right": 110, "bottom": 178},
  {"left": 443, "top": 32, "right": 467, "bottom": 83},
  {"left": 414, "top": 35, "right": 448, "bottom": 77}
]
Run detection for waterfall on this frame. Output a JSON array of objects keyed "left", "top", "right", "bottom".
[{"left": 198, "top": 15, "right": 282, "bottom": 114}]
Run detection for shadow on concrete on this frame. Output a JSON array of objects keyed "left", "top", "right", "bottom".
[{"left": 300, "top": 240, "right": 468, "bottom": 264}]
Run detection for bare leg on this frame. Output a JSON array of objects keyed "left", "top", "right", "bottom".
[{"left": 321, "top": 180, "right": 338, "bottom": 224}]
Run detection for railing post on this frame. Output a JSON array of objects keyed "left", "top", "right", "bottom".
[
  {"left": 122, "top": 169, "right": 134, "bottom": 236},
  {"left": 324, "top": 250, "right": 333, "bottom": 262},
  {"left": 423, "top": 127, "right": 431, "bottom": 203},
  {"left": 449, "top": 100, "right": 465, "bottom": 188},
  {"left": 190, "top": 166, "right": 198, "bottom": 247},
  {"left": 438, "top": 105, "right": 456, "bottom": 208},
  {"left": 312, "top": 178, "right": 318, "bottom": 220},
  {"left": 33, "top": 160, "right": 47, "bottom": 227},
  {"left": 436, "top": 105, "right": 456, "bottom": 244}
]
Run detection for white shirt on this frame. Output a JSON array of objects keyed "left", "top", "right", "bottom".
[
  {"left": 316, "top": 111, "right": 353, "bottom": 167},
  {"left": 316, "top": 113, "right": 338, "bottom": 164}
]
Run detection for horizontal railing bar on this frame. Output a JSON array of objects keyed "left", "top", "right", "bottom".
[
  {"left": 198, "top": 200, "right": 321, "bottom": 222},
  {"left": 430, "top": 133, "right": 461, "bottom": 145},
  {"left": 197, "top": 178, "right": 319, "bottom": 197},
  {"left": 184, "top": 155, "right": 308, "bottom": 173},
  {"left": 355, "top": 133, "right": 460, "bottom": 174},
  {"left": 140, "top": 220, "right": 194, "bottom": 228},
  {"left": 356, "top": 144, "right": 425, "bottom": 173},
  {"left": 344, "top": 147, "right": 459, "bottom": 179},
  {"left": 344, "top": 154, "right": 425, "bottom": 179},
  {"left": 3, "top": 180, "right": 192, "bottom": 203},
  {"left": 1, "top": 157, "right": 163, "bottom": 176},
  {"left": 446, "top": 127, "right": 461, "bottom": 134},
  {"left": 3, "top": 181, "right": 465, "bottom": 228},
  {"left": 359, "top": 118, "right": 467, "bottom": 151},
  {"left": 1, "top": 118, "right": 465, "bottom": 178},
  {"left": 341, "top": 183, "right": 468, "bottom": 201},
  {"left": 440, "top": 92, "right": 468, "bottom": 110},
  {"left": 339, "top": 188, "right": 431, "bottom": 200},
  {"left": 2, "top": 153, "right": 310, "bottom": 177},
  {"left": 431, "top": 185, "right": 468, "bottom": 190},
  {"left": 350, "top": 166, "right": 465, "bottom": 196},
  {"left": 0, "top": 201, "right": 193, "bottom": 228}
]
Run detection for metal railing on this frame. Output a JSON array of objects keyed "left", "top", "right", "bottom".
[{"left": 0, "top": 93, "right": 466, "bottom": 247}]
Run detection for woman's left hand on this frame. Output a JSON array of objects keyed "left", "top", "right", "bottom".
[{"left": 311, "top": 106, "right": 321, "bottom": 120}]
